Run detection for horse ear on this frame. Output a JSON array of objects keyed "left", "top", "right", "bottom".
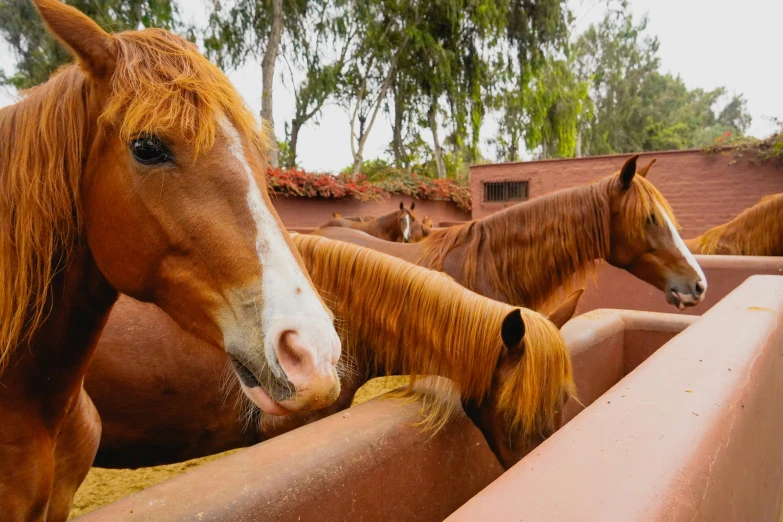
[
  {"left": 547, "top": 289, "right": 584, "bottom": 329},
  {"left": 619, "top": 154, "right": 640, "bottom": 190},
  {"left": 637, "top": 158, "right": 657, "bottom": 178},
  {"left": 399, "top": 201, "right": 404, "bottom": 210},
  {"left": 410, "top": 201, "right": 415, "bottom": 210},
  {"left": 34, "top": 0, "right": 116, "bottom": 78},
  {"left": 501, "top": 309, "right": 526, "bottom": 353}
]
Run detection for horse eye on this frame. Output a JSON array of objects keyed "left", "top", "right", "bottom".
[
  {"left": 130, "top": 135, "right": 172, "bottom": 165},
  {"left": 647, "top": 213, "right": 657, "bottom": 225}
]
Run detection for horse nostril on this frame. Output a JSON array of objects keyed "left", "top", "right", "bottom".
[{"left": 695, "top": 280, "right": 706, "bottom": 297}]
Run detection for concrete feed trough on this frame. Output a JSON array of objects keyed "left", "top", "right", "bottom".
[
  {"left": 449, "top": 275, "right": 783, "bottom": 521},
  {"left": 74, "top": 307, "right": 700, "bottom": 520}
]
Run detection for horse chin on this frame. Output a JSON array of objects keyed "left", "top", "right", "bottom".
[
  {"left": 240, "top": 383, "right": 293, "bottom": 416},
  {"left": 666, "top": 290, "right": 698, "bottom": 311}
]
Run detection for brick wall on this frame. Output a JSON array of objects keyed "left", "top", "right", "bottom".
[{"left": 470, "top": 150, "right": 783, "bottom": 238}]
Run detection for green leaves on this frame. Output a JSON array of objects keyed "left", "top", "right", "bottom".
[
  {"left": 573, "top": 2, "right": 751, "bottom": 156},
  {"left": 0, "top": 0, "right": 181, "bottom": 89}
]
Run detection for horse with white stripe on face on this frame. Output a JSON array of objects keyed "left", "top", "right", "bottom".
[
  {"left": 318, "top": 201, "right": 424, "bottom": 243},
  {"left": 313, "top": 155, "right": 707, "bottom": 312},
  {"left": 0, "top": 1, "right": 339, "bottom": 518}
]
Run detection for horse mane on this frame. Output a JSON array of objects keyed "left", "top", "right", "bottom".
[
  {"left": 0, "top": 27, "right": 268, "bottom": 370},
  {"left": 688, "top": 193, "right": 783, "bottom": 255},
  {"left": 420, "top": 174, "right": 677, "bottom": 311},
  {"left": 292, "top": 233, "right": 574, "bottom": 438}
]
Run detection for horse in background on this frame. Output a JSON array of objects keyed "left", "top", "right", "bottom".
[
  {"left": 319, "top": 201, "right": 424, "bottom": 242},
  {"left": 685, "top": 192, "right": 783, "bottom": 255},
  {"left": 87, "top": 236, "right": 582, "bottom": 470},
  {"left": 0, "top": 1, "right": 339, "bottom": 519},
  {"left": 421, "top": 216, "right": 435, "bottom": 236},
  {"left": 313, "top": 156, "right": 707, "bottom": 313},
  {"left": 332, "top": 212, "right": 373, "bottom": 222}
]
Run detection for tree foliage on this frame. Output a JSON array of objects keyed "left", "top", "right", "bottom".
[
  {"left": 0, "top": 0, "right": 758, "bottom": 179},
  {"left": 573, "top": 1, "right": 751, "bottom": 156}
]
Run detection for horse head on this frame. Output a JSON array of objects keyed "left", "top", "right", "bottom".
[
  {"left": 605, "top": 155, "right": 706, "bottom": 310},
  {"left": 29, "top": 0, "right": 341, "bottom": 415}
]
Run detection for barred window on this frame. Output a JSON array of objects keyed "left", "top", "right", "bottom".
[{"left": 483, "top": 181, "right": 529, "bottom": 203}]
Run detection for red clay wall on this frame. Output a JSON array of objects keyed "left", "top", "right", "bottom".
[
  {"left": 271, "top": 195, "right": 470, "bottom": 229},
  {"left": 470, "top": 150, "right": 783, "bottom": 238}
]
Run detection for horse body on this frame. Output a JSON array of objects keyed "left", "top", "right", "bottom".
[
  {"left": 319, "top": 201, "right": 423, "bottom": 242},
  {"left": 86, "top": 236, "right": 580, "bottom": 470},
  {"left": 314, "top": 156, "right": 707, "bottom": 312},
  {"left": 1, "top": 1, "right": 339, "bottom": 518},
  {"left": 685, "top": 193, "right": 783, "bottom": 255}
]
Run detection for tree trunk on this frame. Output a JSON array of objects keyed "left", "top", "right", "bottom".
[
  {"left": 429, "top": 101, "right": 446, "bottom": 179},
  {"left": 351, "top": 115, "right": 367, "bottom": 176},
  {"left": 261, "top": 0, "right": 283, "bottom": 168},
  {"left": 392, "top": 82, "right": 405, "bottom": 169},
  {"left": 575, "top": 129, "right": 583, "bottom": 158},
  {"left": 287, "top": 118, "right": 301, "bottom": 168}
]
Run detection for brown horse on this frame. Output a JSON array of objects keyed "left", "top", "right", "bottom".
[
  {"left": 421, "top": 216, "right": 435, "bottom": 236},
  {"left": 0, "top": 1, "right": 339, "bottom": 519},
  {"left": 319, "top": 201, "right": 423, "bottom": 242},
  {"left": 685, "top": 192, "right": 783, "bottom": 255},
  {"left": 86, "top": 236, "right": 581, "bottom": 470},
  {"left": 312, "top": 156, "right": 707, "bottom": 312},
  {"left": 331, "top": 212, "right": 373, "bottom": 222}
]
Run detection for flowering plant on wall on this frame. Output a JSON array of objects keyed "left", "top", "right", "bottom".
[
  {"left": 266, "top": 168, "right": 472, "bottom": 211},
  {"left": 703, "top": 126, "right": 783, "bottom": 166}
]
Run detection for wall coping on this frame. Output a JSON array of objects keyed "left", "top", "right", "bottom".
[{"left": 470, "top": 148, "right": 706, "bottom": 173}]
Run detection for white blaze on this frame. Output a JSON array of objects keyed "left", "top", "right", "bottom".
[
  {"left": 403, "top": 214, "right": 411, "bottom": 242},
  {"left": 657, "top": 203, "right": 707, "bottom": 290},
  {"left": 221, "top": 119, "right": 338, "bottom": 379}
]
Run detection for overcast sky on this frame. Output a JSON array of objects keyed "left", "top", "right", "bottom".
[{"left": 1, "top": 0, "right": 779, "bottom": 171}]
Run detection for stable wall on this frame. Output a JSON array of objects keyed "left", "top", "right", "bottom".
[
  {"left": 448, "top": 275, "right": 783, "bottom": 522},
  {"left": 271, "top": 194, "right": 470, "bottom": 229},
  {"left": 73, "top": 310, "right": 694, "bottom": 521},
  {"left": 470, "top": 150, "right": 783, "bottom": 237}
]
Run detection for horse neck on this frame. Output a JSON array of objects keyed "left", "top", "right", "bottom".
[
  {"left": 461, "top": 183, "right": 610, "bottom": 310},
  {"left": 1, "top": 244, "right": 117, "bottom": 424}
]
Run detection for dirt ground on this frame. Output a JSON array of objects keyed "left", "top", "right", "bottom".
[{"left": 68, "top": 375, "right": 410, "bottom": 520}]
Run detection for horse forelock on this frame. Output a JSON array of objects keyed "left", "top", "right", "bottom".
[
  {"left": 104, "top": 29, "right": 269, "bottom": 159},
  {"left": 690, "top": 192, "right": 783, "bottom": 255},
  {"left": 613, "top": 174, "right": 679, "bottom": 241},
  {"left": 0, "top": 25, "right": 269, "bottom": 372}
]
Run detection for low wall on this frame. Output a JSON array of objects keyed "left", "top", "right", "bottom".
[
  {"left": 448, "top": 275, "right": 783, "bottom": 521},
  {"left": 271, "top": 195, "right": 470, "bottom": 229},
  {"left": 74, "top": 310, "right": 694, "bottom": 521},
  {"left": 73, "top": 397, "right": 503, "bottom": 522},
  {"left": 470, "top": 150, "right": 783, "bottom": 237},
  {"left": 577, "top": 255, "right": 783, "bottom": 316}
]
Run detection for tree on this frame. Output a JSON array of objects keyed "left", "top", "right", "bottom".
[
  {"left": 0, "top": 0, "right": 179, "bottom": 90},
  {"left": 386, "top": 0, "right": 571, "bottom": 175},
  {"left": 280, "top": 0, "right": 357, "bottom": 167},
  {"left": 573, "top": 1, "right": 751, "bottom": 155},
  {"left": 206, "top": 0, "right": 310, "bottom": 167},
  {"left": 338, "top": 0, "right": 421, "bottom": 176}
]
